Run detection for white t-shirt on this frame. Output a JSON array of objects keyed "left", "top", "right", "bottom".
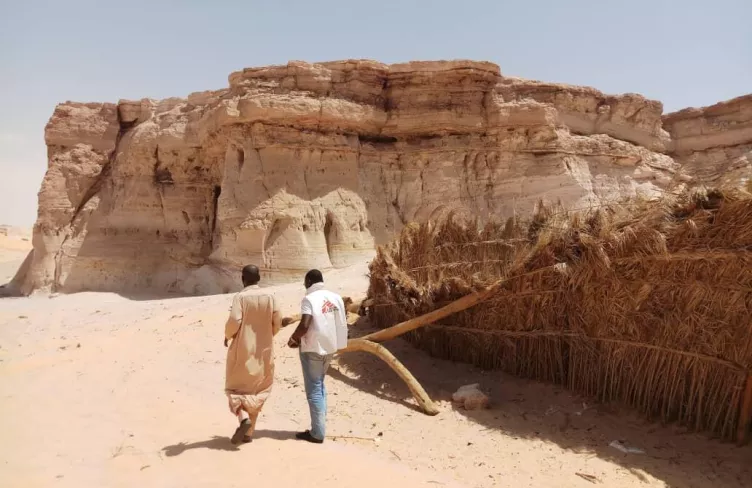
[{"left": 300, "top": 285, "right": 348, "bottom": 355}]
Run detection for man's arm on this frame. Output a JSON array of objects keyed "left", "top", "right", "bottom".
[
  {"left": 288, "top": 297, "right": 313, "bottom": 348},
  {"left": 288, "top": 314, "right": 312, "bottom": 348},
  {"left": 271, "top": 298, "right": 282, "bottom": 337},
  {"left": 224, "top": 295, "right": 242, "bottom": 347}
]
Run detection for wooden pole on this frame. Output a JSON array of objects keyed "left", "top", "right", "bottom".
[
  {"left": 359, "top": 278, "right": 506, "bottom": 343},
  {"left": 737, "top": 374, "right": 752, "bottom": 445},
  {"left": 340, "top": 338, "right": 439, "bottom": 416}
]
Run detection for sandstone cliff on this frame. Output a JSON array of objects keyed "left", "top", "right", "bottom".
[
  {"left": 663, "top": 94, "right": 752, "bottom": 189},
  {"left": 11, "top": 60, "right": 752, "bottom": 295}
]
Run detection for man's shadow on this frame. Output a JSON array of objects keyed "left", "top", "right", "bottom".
[{"left": 162, "top": 430, "right": 297, "bottom": 457}]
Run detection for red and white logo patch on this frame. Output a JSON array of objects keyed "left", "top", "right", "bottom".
[{"left": 321, "top": 299, "right": 339, "bottom": 314}]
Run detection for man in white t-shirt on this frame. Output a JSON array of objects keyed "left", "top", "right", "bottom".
[{"left": 287, "top": 269, "right": 348, "bottom": 443}]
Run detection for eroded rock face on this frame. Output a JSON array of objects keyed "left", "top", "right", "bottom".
[
  {"left": 663, "top": 95, "right": 752, "bottom": 189},
  {"left": 14, "top": 60, "right": 752, "bottom": 295}
]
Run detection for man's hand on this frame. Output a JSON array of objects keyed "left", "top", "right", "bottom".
[
  {"left": 224, "top": 338, "right": 230, "bottom": 347},
  {"left": 288, "top": 314, "right": 312, "bottom": 349}
]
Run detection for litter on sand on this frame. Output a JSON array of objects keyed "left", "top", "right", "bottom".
[{"left": 609, "top": 440, "right": 644, "bottom": 454}]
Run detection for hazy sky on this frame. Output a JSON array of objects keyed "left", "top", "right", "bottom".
[{"left": 1, "top": 0, "right": 750, "bottom": 227}]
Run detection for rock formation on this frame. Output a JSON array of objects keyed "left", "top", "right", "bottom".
[
  {"left": 11, "top": 60, "right": 752, "bottom": 295},
  {"left": 663, "top": 94, "right": 752, "bottom": 189}
]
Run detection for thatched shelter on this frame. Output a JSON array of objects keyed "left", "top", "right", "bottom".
[{"left": 367, "top": 188, "right": 752, "bottom": 441}]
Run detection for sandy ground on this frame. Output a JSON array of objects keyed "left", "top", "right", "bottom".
[
  {"left": 1, "top": 243, "right": 751, "bottom": 488},
  {"left": 0, "top": 228, "right": 31, "bottom": 285}
]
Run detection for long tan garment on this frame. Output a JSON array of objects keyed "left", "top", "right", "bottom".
[{"left": 224, "top": 285, "right": 281, "bottom": 416}]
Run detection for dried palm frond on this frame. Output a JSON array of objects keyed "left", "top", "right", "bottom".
[{"left": 367, "top": 188, "right": 752, "bottom": 440}]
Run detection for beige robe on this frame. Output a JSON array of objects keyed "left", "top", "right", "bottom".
[{"left": 224, "top": 285, "right": 281, "bottom": 415}]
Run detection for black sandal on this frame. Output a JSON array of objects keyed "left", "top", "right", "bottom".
[{"left": 231, "top": 419, "right": 252, "bottom": 445}]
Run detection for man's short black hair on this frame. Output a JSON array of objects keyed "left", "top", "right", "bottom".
[
  {"left": 242, "top": 264, "right": 260, "bottom": 286},
  {"left": 304, "top": 269, "right": 323, "bottom": 285}
]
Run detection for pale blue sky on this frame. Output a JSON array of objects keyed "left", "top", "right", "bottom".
[{"left": 1, "top": 0, "right": 750, "bottom": 226}]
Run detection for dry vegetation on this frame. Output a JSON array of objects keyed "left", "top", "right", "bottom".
[{"left": 367, "top": 188, "right": 752, "bottom": 441}]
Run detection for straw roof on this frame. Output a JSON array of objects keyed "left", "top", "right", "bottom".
[{"left": 367, "top": 188, "right": 752, "bottom": 440}]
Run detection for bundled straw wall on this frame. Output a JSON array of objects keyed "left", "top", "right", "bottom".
[{"left": 367, "top": 189, "right": 752, "bottom": 440}]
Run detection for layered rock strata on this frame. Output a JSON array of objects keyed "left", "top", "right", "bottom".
[{"left": 12, "top": 60, "right": 752, "bottom": 295}]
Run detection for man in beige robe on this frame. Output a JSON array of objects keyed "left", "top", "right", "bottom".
[{"left": 224, "top": 264, "right": 281, "bottom": 445}]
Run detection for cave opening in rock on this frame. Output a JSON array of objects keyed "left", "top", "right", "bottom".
[
  {"left": 236, "top": 147, "right": 245, "bottom": 171},
  {"left": 358, "top": 134, "right": 398, "bottom": 144},
  {"left": 323, "top": 213, "right": 334, "bottom": 263},
  {"left": 210, "top": 185, "right": 221, "bottom": 240}
]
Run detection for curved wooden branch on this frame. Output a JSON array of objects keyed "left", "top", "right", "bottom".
[{"left": 340, "top": 338, "right": 439, "bottom": 416}]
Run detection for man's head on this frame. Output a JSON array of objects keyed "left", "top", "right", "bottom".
[
  {"left": 241, "top": 264, "right": 260, "bottom": 287},
  {"left": 304, "top": 269, "right": 323, "bottom": 289}
]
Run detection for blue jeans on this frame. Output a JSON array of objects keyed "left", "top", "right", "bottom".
[{"left": 300, "top": 352, "right": 332, "bottom": 441}]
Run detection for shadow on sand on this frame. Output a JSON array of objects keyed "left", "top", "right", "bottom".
[
  {"left": 330, "top": 321, "right": 752, "bottom": 488},
  {"left": 162, "top": 436, "right": 240, "bottom": 456},
  {"left": 327, "top": 367, "right": 424, "bottom": 414},
  {"left": 0, "top": 282, "right": 21, "bottom": 298},
  {"left": 162, "top": 430, "right": 297, "bottom": 457}
]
